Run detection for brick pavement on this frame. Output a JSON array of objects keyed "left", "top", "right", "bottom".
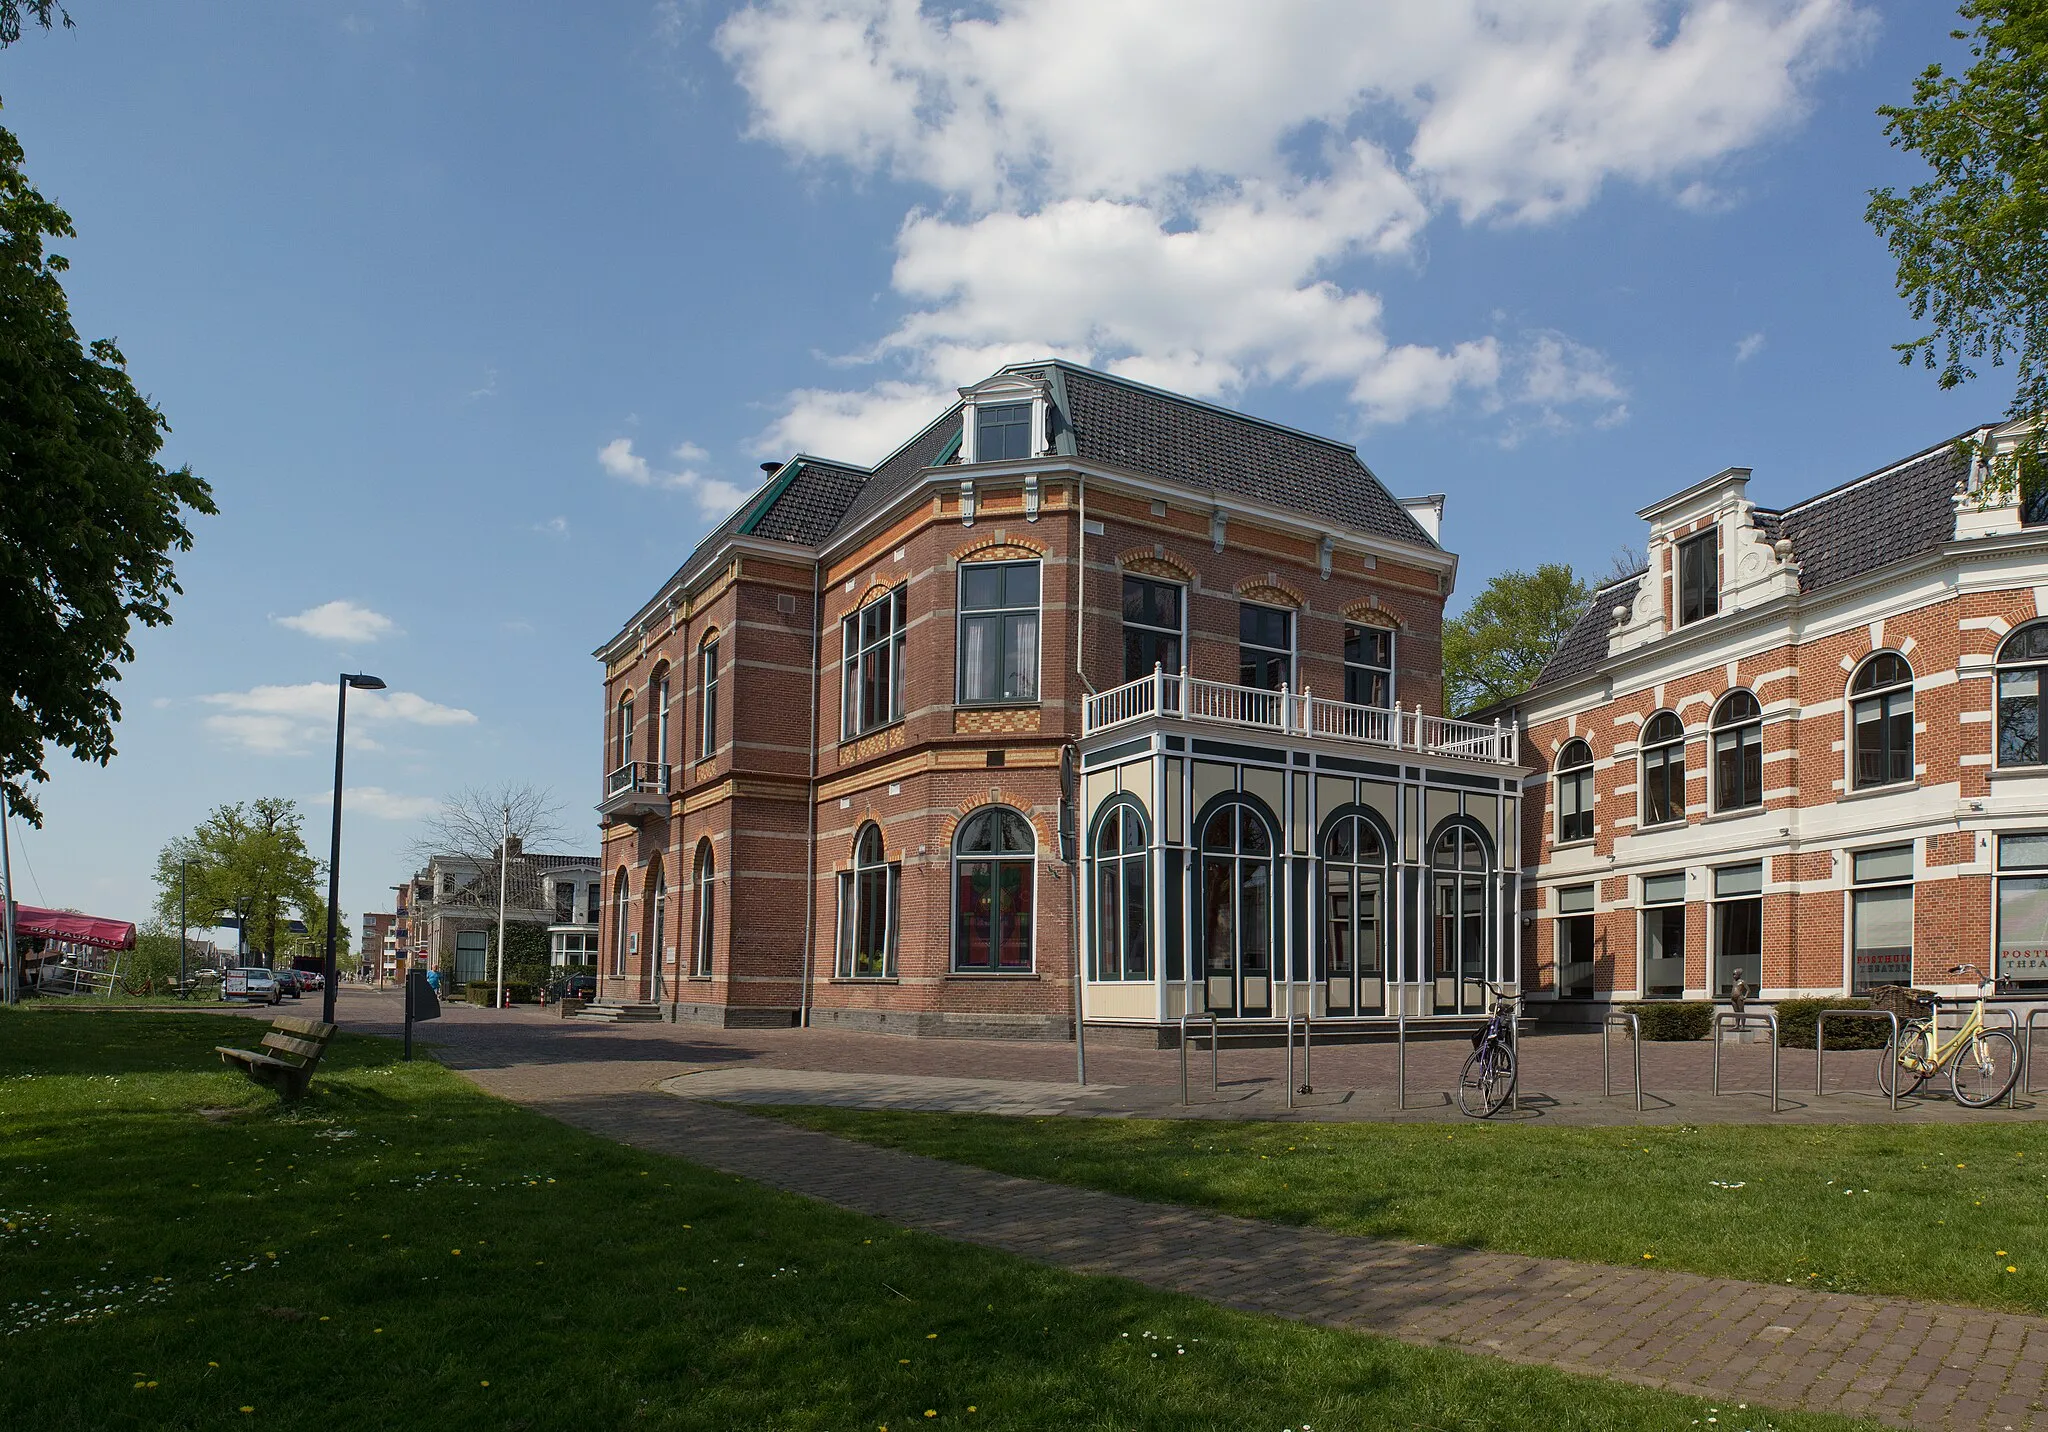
[{"left": 329, "top": 989, "right": 2048, "bottom": 1431}]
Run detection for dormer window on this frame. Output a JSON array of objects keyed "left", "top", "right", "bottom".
[
  {"left": 1677, "top": 528, "right": 1719, "bottom": 626},
  {"left": 975, "top": 402, "right": 1033, "bottom": 461}
]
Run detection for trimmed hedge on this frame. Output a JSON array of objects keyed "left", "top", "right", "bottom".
[
  {"left": 1622, "top": 1001, "right": 1713, "bottom": 1041},
  {"left": 461, "top": 981, "right": 539, "bottom": 1006},
  {"left": 1775, "top": 997, "right": 1888, "bottom": 1049}
]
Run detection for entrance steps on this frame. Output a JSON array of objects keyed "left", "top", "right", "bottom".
[{"left": 572, "top": 1000, "right": 666, "bottom": 1025}]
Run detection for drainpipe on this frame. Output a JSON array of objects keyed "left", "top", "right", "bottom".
[
  {"left": 799, "top": 556, "right": 822, "bottom": 1028},
  {"left": 1072, "top": 471, "right": 1091, "bottom": 1082}
]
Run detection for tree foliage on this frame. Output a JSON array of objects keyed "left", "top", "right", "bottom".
[
  {"left": 0, "top": 110, "right": 215, "bottom": 824},
  {"left": 1442, "top": 564, "right": 1591, "bottom": 717},
  {"left": 0, "top": 2, "right": 70, "bottom": 47},
  {"left": 1867, "top": 1, "right": 2048, "bottom": 487},
  {"left": 154, "top": 800, "right": 324, "bottom": 965}
]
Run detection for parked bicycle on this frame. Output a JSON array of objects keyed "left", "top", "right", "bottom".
[
  {"left": 1878, "top": 964, "right": 2020, "bottom": 1107},
  {"left": 1457, "top": 981, "right": 1520, "bottom": 1118}
]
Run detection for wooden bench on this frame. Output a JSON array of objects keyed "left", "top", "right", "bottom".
[{"left": 215, "top": 1016, "right": 337, "bottom": 1098}]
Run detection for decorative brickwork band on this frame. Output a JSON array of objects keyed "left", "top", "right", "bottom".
[{"left": 954, "top": 707, "right": 1043, "bottom": 735}]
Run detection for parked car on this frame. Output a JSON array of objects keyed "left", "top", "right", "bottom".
[
  {"left": 295, "top": 969, "right": 325, "bottom": 992},
  {"left": 224, "top": 967, "right": 282, "bottom": 1005},
  {"left": 548, "top": 971, "right": 596, "bottom": 1005},
  {"left": 273, "top": 969, "right": 305, "bottom": 999}
]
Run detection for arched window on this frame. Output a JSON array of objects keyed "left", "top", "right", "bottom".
[
  {"left": 836, "top": 825, "right": 897, "bottom": 978},
  {"left": 1555, "top": 739, "right": 1594, "bottom": 843},
  {"left": 1850, "top": 653, "right": 1914, "bottom": 788},
  {"left": 648, "top": 863, "right": 667, "bottom": 997},
  {"left": 690, "top": 840, "right": 715, "bottom": 978},
  {"left": 1091, "top": 798, "right": 1150, "bottom": 981},
  {"left": 1198, "top": 799, "right": 1277, "bottom": 1017},
  {"left": 1321, "top": 810, "right": 1387, "bottom": 1015},
  {"left": 954, "top": 807, "right": 1036, "bottom": 971},
  {"left": 1997, "top": 623, "right": 2048, "bottom": 767},
  {"left": 1711, "top": 690, "right": 1763, "bottom": 811},
  {"left": 1640, "top": 711, "right": 1686, "bottom": 826},
  {"left": 698, "top": 632, "right": 720, "bottom": 761},
  {"left": 1430, "top": 823, "right": 1493, "bottom": 1012},
  {"left": 610, "top": 870, "right": 629, "bottom": 976},
  {"left": 614, "top": 692, "right": 634, "bottom": 774},
  {"left": 649, "top": 662, "right": 671, "bottom": 770}
]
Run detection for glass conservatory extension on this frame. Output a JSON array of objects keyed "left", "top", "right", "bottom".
[{"left": 1079, "top": 677, "right": 1525, "bottom": 1025}]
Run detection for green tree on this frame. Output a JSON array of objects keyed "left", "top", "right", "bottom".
[
  {"left": 0, "top": 2, "right": 70, "bottom": 47},
  {"left": 154, "top": 800, "right": 322, "bottom": 965},
  {"left": 1442, "top": 564, "right": 1590, "bottom": 716},
  {"left": 0, "top": 110, "right": 215, "bottom": 825},
  {"left": 1867, "top": 1, "right": 2048, "bottom": 488}
]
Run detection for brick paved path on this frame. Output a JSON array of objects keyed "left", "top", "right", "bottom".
[{"left": 343, "top": 992, "right": 2048, "bottom": 1431}]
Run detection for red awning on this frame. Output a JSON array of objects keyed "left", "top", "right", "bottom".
[{"left": 9, "top": 904, "right": 137, "bottom": 951}]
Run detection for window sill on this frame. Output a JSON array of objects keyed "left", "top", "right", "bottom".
[
  {"left": 946, "top": 971, "right": 1039, "bottom": 980},
  {"left": 1635, "top": 818, "right": 1688, "bottom": 834},
  {"left": 953, "top": 700, "right": 1042, "bottom": 712},
  {"left": 839, "top": 718, "right": 906, "bottom": 746},
  {"left": 1988, "top": 765, "right": 2048, "bottom": 782},
  {"left": 1550, "top": 838, "right": 1596, "bottom": 854},
  {"left": 1701, "top": 805, "right": 1765, "bottom": 825},
  {"left": 829, "top": 976, "right": 900, "bottom": 985},
  {"left": 1838, "top": 779, "right": 1919, "bottom": 802}
]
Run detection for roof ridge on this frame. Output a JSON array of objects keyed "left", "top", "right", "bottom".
[
  {"left": 1017, "top": 358, "right": 1366, "bottom": 457},
  {"left": 1768, "top": 428, "right": 1979, "bottom": 519}
]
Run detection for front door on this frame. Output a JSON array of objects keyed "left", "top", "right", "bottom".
[
  {"left": 1430, "top": 824, "right": 1491, "bottom": 1014},
  {"left": 1199, "top": 802, "right": 1275, "bottom": 1018},
  {"left": 1321, "top": 812, "right": 1386, "bottom": 1016}
]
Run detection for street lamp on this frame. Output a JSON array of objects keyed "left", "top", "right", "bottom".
[{"left": 323, "top": 672, "right": 385, "bottom": 1024}]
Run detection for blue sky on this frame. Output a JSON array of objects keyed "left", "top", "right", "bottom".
[{"left": 0, "top": 1, "right": 2008, "bottom": 941}]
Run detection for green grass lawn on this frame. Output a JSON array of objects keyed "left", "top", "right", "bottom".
[
  {"left": 762, "top": 1107, "right": 2048, "bottom": 1314},
  {"left": 0, "top": 1010, "right": 1875, "bottom": 1432}
]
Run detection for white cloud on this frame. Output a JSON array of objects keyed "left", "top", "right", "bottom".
[
  {"left": 533, "top": 515, "right": 570, "bottom": 539},
  {"left": 199, "top": 682, "right": 477, "bottom": 756},
  {"left": 716, "top": 0, "right": 1871, "bottom": 451},
  {"left": 598, "top": 437, "right": 752, "bottom": 520},
  {"left": 1735, "top": 331, "right": 1767, "bottom": 363},
  {"left": 310, "top": 786, "right": 445, "bottom": 822},
  {"left": 275, "top": 600, "right": 398, "bottom": 645}
]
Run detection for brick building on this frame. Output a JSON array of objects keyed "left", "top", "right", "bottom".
[
  {"left": 1491, "top": 419, "right": 2048, "bottom": 1015},
  {"left": 594, "top": 360, "right": 1525, "bottom": 1040}
]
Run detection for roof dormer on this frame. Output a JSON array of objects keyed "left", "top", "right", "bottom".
[
  {"left": 957, "top": 371, "right": 1053, "bottom": 464},
  {"left": 1608, "top": 465, "right": 1799, "bottom": 657}
]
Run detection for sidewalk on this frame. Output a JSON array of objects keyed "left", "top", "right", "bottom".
[{"left": 338, "top": 989, "right": 2048, "bottom": 1430}]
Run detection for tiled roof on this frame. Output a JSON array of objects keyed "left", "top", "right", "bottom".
[
  {"left": 745, "top": 459, "right": 870, "bottom": 547},
  {"left": 1058, "top": 366, "right": 1437, "bottom": 547},
  {"left": 1523, "top": 433, "right": 1973, "bottom": 698}
]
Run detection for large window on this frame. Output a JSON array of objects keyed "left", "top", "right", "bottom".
[
  {"left": 1344, "top": 624, "right": 1395, "bottom": 708},
  {"left": 1200, "top": 802, "right": 1276, "bottom": 1018},
  {"left": 1640, "top": 871, "right": 1687, "bottom": 999},
  {"left": 958, "top": 561, "right": 1040, "bottom": 704},
  {"left": 1712, "top": 863, "right": 1762, "bottom": 997},
  {"left": 1238, "top": 604, "right": 1292, "bottom": 690},
  {"left": 649, "top": 866, "right": 667, "bottom": 980},
  {"left": 1996, "top": 623, "right": 2048, "bottom": 767},
  {"left": 836, "top": 825, "right": 898, "bottom": 979},
  {"left": 611, "top": 871, "right": 629, "bottom": 976},
  {"left": 697, "top": 634, "right": 720, "bottom": 761},
  {"left": 1678, "top": 527, "right": 1719, "bottom": 626},
  {"left": 1090, "top": 799, "right": 1149, "bottom": 981},
  {"left": 1997, "top": 834, "right": 2048, "bottom": 991},
  {"left": 1320, "top": 811, "right": 1386, "bottom": 1015},
  {"left": 455, "top": 930, "right": 489, "bottom": 987},
  {"left": 953, "top": 807, "right": 1036, "bottom": 971},
  {"left": 975, "top": 401, "right": 1032, "bottom": 461},
  {"left": 651, "top": 665, "right": 671, "bottom": 768},
  {"left": 1850, "top": 845, "right": 1913, "bottom": 994},
  {"left": 1122, "top": 575, "right": 1183, "bottom": 683},
  {"left": 1640, "top": 711, "right": 1686, "bottom": 827},
  {"left": 690, "top": 840, "right": 715, "bottom": 978},
  {"left": 1430, "top": 825, "right": 1492, "bottom": 1010},
  {"left": 1555, "top": 885, "right": 1595, "bottom": 998},
  {"left": 1711, "top": 690, "right": 1763, "bottom": 811},
  {"left": 1850, "top": 653, "right": 1914, "bottom": 789},
  {"left": 554, "top": 880, "right": 575, "bottom": 925},
  {"left": 842, "top": 586, "right": 908, "bottom": 738},
  {"left": 586, "top": 882, "right": 600, "bottom": 925},
  {"left": 1554, "top": 739, "right": 1594, "bottom": 843},
  {"left": 614, "top": 692, "right": 634, "bottom": 771}
]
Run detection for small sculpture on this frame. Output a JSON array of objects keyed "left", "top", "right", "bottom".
[{"left": 1731, "top": 972, "right": 1750, "bottom": 1024}]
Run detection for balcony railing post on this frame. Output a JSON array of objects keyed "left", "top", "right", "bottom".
[{"left": 1153, "top": 662, "right": 1164, "bottom": 721}]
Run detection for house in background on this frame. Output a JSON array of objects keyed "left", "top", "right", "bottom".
[
  {"left": 1489, "top": 418, "right": 2048, "bottom": 1015},
  {"left": 403, "top": 839, "right": 601, "bottom": 986},
  {"left": 595, "top": 358, "right": 1524, "bottom": 1040}
]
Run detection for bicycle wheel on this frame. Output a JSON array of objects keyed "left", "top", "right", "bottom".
[
  {"left": 1877, "top": 1026, "right": 1931, "bottom": 1099},
  {"left": 1950, "top": 1029, "right": 2020, "bottom": 1108},
  {"left": 1457, "top": 1042, "right": 1516, "bottom": 1118}
]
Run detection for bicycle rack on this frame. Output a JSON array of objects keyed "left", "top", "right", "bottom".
[
  {"left": 1177, "top": 1010, "right": 1220, "bottom": 1105},
  {"left": 1284, "top": 1008, "right": 1314, "bottom": 1108},
  {"left": 1816, "top": 1007, "right": 1900, "bottom": 1112},
  {"left": 1396, "top": 1009, "right": 1407, "bottom": 1111},
  {"left": 1711, "top": 1010, "right": 1780, "bottom": 1113},
  {"left": 1602, "top": 1009, "right": 1642, "bottom": 1111},
  {"left": 2027, "top": 1007, "right": 2048, "bottom": 1097}
]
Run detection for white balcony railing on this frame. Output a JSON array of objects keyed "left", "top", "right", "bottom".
[
  {"left": 603, "top": 761, "right": 672, "bottom": 800},
  {"left": 1082, "top": 668, "right": 1519, "bottom": 766}
]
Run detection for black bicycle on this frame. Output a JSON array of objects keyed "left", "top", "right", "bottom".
[{"left": 1457, "top": 981, "right": 1519, "bottom": 1118}]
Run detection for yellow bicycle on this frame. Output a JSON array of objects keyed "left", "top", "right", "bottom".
[{"left": 1878, "top": 964, "right": 2020, "bottom": 1107}]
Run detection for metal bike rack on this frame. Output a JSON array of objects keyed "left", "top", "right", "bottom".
[
  {"left": 1816, "top": 1007, "right": 1900, "bottom": 1112},
  {"left": 1711, "top": 1010, "right": 1780, "bottom": 1113},
  {"left": 1395, "top": 1009, "right": 1407, "bottom": 1111},
  {"left": 2027, "top": 1006, "right": 2048, "bottom": 1097},
  {"left": 1602, "top": 1009, "right": 1642, "bottom": 1111},
  {"left": 1178, "top": 1010, "right": 1220, "bottom": 1105},
  {"left": 1285, "top": 1008, "right": 1313, "bottom": 1108}
]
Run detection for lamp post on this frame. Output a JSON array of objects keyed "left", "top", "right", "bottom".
[
  {"left": 178, "top": 860, "right": 188, "bottom": 1000},
  {"left": 1, "top": 790, "right": 17, "bottom": 1008},
  {"left": 323, "top": 672, "right": 386, "bottom": 1024}
]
